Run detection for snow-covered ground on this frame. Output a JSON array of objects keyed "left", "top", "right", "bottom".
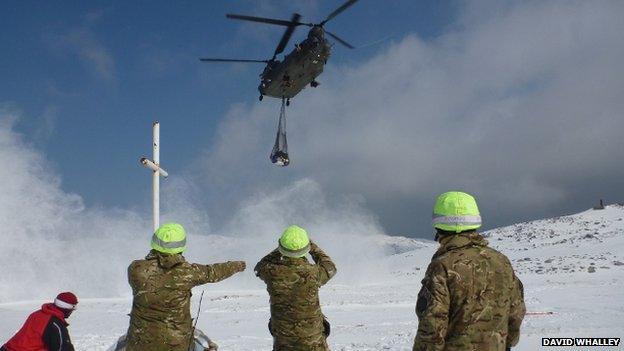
[{"left": 1, "top": 205, "right": 623, "bottom": 350}]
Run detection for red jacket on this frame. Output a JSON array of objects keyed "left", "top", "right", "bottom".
[{"left": 2, "top": 303, "right": 74, "bottom": 351}]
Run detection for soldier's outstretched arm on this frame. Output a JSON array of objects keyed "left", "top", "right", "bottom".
[
  {"left": 309, "top": 241, "right": 337, "bottom": 286},
  {"left": 413, "top": 261, "right": 449, "bottom": 351},
  {"left": 189, "top": 261, "right": 246, "bottom": 286},
  {"left": 507, "top": 273, "right": 526, "bottom": 348}
]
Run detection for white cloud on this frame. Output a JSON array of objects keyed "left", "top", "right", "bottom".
[
  {"left": 49, "top": 27, "right": 116, "bottom": 82},
  {"left": 32, "top": 105, "right": 58, "bottom": 144},
  {"left": 195, "top": 0, "right": 624, "bottom": 233}
]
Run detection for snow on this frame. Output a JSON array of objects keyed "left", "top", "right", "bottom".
[{"left": 1, "top": 205, "right": 623, "bottom": 350}]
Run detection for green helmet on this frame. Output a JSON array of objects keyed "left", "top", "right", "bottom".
[
  {"left": 433, "top": 191, "right": 481, "bottom": 233},
  {"left": 151, "top": 222, "right": 187, "bottom": 254},
  {"left": 278, "top": 225, "right": 310, "bottom": 258}
]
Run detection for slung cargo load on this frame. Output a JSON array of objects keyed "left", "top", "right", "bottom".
[{"left": 270, "top": 98, "right": 290, "bottom": 166}]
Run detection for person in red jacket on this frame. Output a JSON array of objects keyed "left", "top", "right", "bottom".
[{"left": 1, "top": 292, "right": 78, "bottom": 351}]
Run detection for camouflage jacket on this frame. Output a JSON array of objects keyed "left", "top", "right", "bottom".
[
  {"left": 413, "top": 232, "right": 525, "bottom": 351},
  {"left": 255, "top": 242, "right": 337, "bottom": 351},
  {"left": 125, "top": 250, "right": 241, "bottom": 351}
]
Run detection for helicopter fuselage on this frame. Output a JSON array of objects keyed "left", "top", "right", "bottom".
[
  {"left": 202, "top": 2, "right": 358, "bottom": 101},
  {"left": 259, "top": 36, "right": 331, "bottom": 99}
]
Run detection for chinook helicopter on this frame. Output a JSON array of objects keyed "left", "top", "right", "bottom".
[{"left": 200, "top": 0, "right": 359, "bottom": 105}]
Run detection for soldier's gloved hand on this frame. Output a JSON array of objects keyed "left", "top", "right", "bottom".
[{"left": 232, "top": 261, "right": 246, "bottom": 272}]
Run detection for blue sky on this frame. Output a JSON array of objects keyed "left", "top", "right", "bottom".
[
  {"left": 1, "top": 0, "right": 455, "bottom": 211},
  {"left": 2, "top": 0, "right": 623, "bottom": 237}
]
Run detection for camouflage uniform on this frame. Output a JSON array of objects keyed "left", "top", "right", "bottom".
[
  {"left": 126, "top": 250, "right": 243, "bottom": 351},
  {"left": 413, "top": 231, "right": 525, "bottom": 351},
  {"left": 255, "top": 242, "right": 337, "bottom": 351}
]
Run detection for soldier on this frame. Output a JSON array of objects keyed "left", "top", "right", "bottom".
[
  {"left": 255, "top": 225, "right": 337, "bottom": 351},
  {"left": 125, "top": 222, "right": 246, "bottom": 351},
  {"left": 413, "top": 191, "right": 526, "bottom": 351}
]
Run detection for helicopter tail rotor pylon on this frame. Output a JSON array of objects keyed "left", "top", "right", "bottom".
[
  {"left": 225, "top": 0, "right": 358, "bottom": 50},
  {"left": 273, "top": 13, "right": 302, "bottom": 60}
]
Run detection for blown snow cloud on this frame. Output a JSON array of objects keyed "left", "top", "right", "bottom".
[
  {"left": 196, "top": 0, "right": 624, "bottom": 235},
  {"left": 0, "top": 107, "right": 388, "bottom": 301}
]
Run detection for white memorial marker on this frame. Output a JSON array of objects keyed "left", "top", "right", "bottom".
[{"left": 139, "top": 121, "right": 169, "bottom": 232}]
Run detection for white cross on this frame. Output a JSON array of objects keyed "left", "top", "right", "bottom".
[{"left": 139, "top": 121, "right": 169, "bottom": 232}]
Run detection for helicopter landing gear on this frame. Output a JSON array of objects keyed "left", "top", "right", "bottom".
[
  {"left": 259, "top": 94, "right": 264, "bottom": 101},
  {"left": 310, "top": 80, "right": 320, "bottom": 88}
]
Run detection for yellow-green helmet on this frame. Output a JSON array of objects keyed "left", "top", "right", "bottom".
[
  {"left": 151, "top": 222, "right": 187, "bottom": 254},
  {"left": 278, "top": 225, "right": 310, "bottom": 258},
  {"left": 433, "top": 191, "right": 481, "bottom": 233}
]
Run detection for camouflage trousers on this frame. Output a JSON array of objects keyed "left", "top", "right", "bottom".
[
  {"left": 273, "top": 337, "right": 329, "bottom": 351},
  {"left": 269, "top": 317, "right": 330, "bottom": 351}
]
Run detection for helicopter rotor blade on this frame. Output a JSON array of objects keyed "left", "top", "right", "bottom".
[
  {"left": 321, "top": 0, "right": 359, "bottom": 25},
  {"left": 199, "top": 58, "right": 270, "bottom": 63},
  {"left": 325, "top": 31, "right": 355, "bottom": 49},
  {"left": 226, "top": 13, "right": 302, "bottom": 27},
  {"left": 274, "top": 13, "right": 302, "bottom": 58}
]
